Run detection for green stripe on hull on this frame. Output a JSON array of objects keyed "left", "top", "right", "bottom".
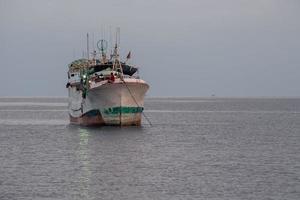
[
  {"left": 79, "top": 107, "right": 143, "bottom": 125},
  {"left": 103, "top": 107, "right": 144, "bottom": 115}
]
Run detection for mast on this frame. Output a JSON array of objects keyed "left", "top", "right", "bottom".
[
  {"left": 112, "top": 27, "right": 123, "bottom": 75},
  {"left": 109, "top": 26, "right": 113, "bottom": 59},
  {"left": 116, "top": 27, "right": 120, "bottom": 49},
  {"left": 86, "top": 33, "right": 90, "bottom": 60}
]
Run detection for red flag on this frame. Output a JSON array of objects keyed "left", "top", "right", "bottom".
[{"left": 126, "top": 51, "right": 131, "bottom": 59}]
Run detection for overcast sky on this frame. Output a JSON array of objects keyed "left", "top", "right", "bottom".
[{"left": 0, "top": 0, "right": 299, "bottom": 97}]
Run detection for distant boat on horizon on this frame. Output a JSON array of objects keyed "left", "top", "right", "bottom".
[{"left": 66, "top": 30, "right": 149, "bottom": 126}]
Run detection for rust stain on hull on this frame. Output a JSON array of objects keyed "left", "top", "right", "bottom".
[{"left": 69, "top": 114, "right": 142, "bottom": 126}]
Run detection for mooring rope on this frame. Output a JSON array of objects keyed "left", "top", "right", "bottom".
[{"left": 122, "top": 80, "right": 153, "bottom": 126}]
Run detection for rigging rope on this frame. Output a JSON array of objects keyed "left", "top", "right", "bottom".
[{"left": 122, "top": 80, "right": 153, "bottom": 126}]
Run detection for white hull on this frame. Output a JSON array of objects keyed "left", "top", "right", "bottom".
[{"left": 68, "top": 78, "right": 149, "bottom": 126}]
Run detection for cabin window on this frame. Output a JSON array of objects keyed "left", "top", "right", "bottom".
[{"left": 71, "top": 74, "right": 75, "bottom": 77}]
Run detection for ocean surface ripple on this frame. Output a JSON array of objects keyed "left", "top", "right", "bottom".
[{"left": 0, "top": 97, "right": 299, "bottom": 200}]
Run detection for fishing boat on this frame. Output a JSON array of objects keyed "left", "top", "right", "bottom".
[{"left": 66, "top": 31, "right": 149, "bottom": 126}]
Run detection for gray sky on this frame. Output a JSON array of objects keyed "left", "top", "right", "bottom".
[{"left": 1, "top": 0, "right": 299, "bottom": 97}]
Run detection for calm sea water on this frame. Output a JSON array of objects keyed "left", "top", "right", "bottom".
[{"left": 0, "top": 97, "right": 299, "bottom": 200}]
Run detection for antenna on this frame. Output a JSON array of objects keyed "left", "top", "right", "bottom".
[
  {"left": 109, "top": 26, "right": 113, "bottom": 58},
  {"left": 113, "top": 27, "right": 120, "bottom": 58},
  {"left": 86, "top": 33, "right": 90, "bottom": 60},
  {"left": 112, "top": 27, "right": 123, "bottom": 74},
  {"left": 92, "top": 33, "right": 95, "bottom": 51},
  {"left": 103, "top": 26, "right": 106, "bottom": 41},
  {"left": 91, "top": 33, "right": 97, "bottom": 63},
  {"left": 101, "top": 25, "right": 107, "bottom": 44},
  {"left": 116, "top": 27, "right": 120, "bottom": 48}
]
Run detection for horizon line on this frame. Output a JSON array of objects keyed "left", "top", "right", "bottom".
[{"left": 0, "top": 96, "right": 299, "bottom": 99}]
